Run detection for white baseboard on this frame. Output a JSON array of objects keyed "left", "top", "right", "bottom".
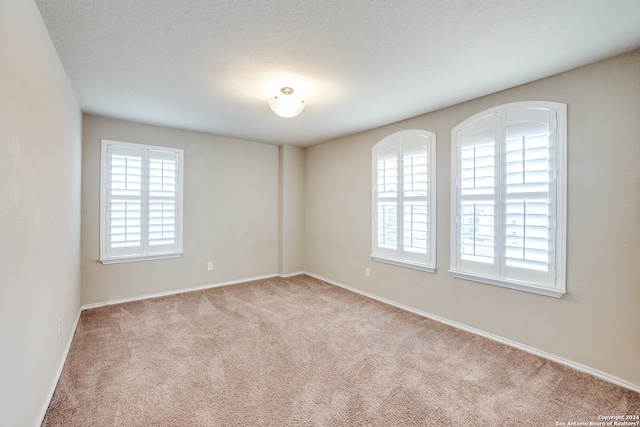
[
  {"left": 304, "top": 271, "right": 640, "bottom": 394},
  {"left": 81, "top": 273, "right": 281, "bottom": 310},
  {"left": 35, "top": 307, "right": 82, "bottom": 427},
  {"left": 281, "top": 270, "right": 306, "bottom": 278}
]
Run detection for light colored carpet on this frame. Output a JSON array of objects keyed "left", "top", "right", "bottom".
[{"left": 43, "top": 274, "right": 639, "bottom": 426}]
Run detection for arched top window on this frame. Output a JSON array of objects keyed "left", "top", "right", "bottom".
[
  {"left": 372, "top": 129, "right": 437, "bottom": 272},
  {"left": 450, "top": 101, "right": 567, "bottom": 297}
]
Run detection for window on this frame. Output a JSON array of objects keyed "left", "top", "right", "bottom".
[
  {"left": 450, "top": 101, "right": 567, "bottom": 297},
  {"left": 100, "top": 140, "right": 183, "bottom": 264},
  {"left": 372, "top": 130, "right": 436, "bottom": 272}
]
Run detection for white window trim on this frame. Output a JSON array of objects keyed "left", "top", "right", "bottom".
[
  {"left": 371, "top": 129, "right": 437, "bottom": 273},
  {"left": 371, "top": 256, "right": 436, "bottom": 273},
  {"left": 450, "top": 101, "right": 567, "bottom": 297},
  {"left": 99, "top": 139, "right": 184, "bottom": 264},
  {"left": 99, "top": 252, "right": 183, "bottom": 265}
]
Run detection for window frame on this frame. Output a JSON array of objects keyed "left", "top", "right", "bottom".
[
  {"left": 99, "top": 139, "right": 184, "bottom": 264},
  {"left": 372, "top": 129, "right": 437, "bottom": 273},
  {"left": 450, "top": 101, "right": 567, "bottom": 297}
]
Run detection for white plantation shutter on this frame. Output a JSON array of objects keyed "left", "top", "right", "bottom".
[
  {"left": 372, "top": 130, "right": 436, "bottom": 272},
  {"left": 451, "top": 102, "right": 566, "bottom": 297},
  {"left": 101, "top": 140, "right": 183, "bottom": 263},
  {"left": 108, "top": 145, "right": 143, "bottom": 255},
  {"left": 148, "top": 150, "right": 178, "bottom": 251},
  {"left": 376, "top": 140, "right": 399, "bottom": 251},
  {"left": 458, "top": 113, "right": 497, "bottom": 276},
  {"left": 504, "top": 107, "right": 557, "bottom": 285},
  {"left": 402, "top": 139, "right": 430, "bottom": 262}
]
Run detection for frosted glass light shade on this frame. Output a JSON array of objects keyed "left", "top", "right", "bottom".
[{"left": 268, "top": 87, "right": 305, "bottom": 118}]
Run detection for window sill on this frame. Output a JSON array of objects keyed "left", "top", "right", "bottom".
[
  {"left": 100, "top": 252, "right": 183, "bottom": 265},
  {"left": 449, "top": 270, "right": 565, "bottom": 298},
  {"left": 372, "top": 256, "right": 436, "bottom": 273}
]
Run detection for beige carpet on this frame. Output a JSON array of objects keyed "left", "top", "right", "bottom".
[{"left": 43, "top": 274, "right": 639, "bottom": 426}]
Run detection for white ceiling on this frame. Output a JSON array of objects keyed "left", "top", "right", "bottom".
[{"left": 36, "top": 0, "right": 640, "bottom": 147}]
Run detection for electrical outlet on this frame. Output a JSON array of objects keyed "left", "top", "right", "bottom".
[
  {"left": 207, "top": 261, "right": 214, "bottom": 271},
  {"left": 365, "top": 267, "right": 371, "bottom": 278},
  {"left": 57, "top": 318, "right": 62, "bottom": 339}
]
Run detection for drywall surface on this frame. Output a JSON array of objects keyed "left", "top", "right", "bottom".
[
  {"left": 0, "top": 0, "right": 82, "bottom": 425},
  {"left": 279, "top": 145, "right": 306, "bottom": 275},
  {"left": 305, "top": 50, "right": 640, "bottom": 387},
  {"left": 81, "top": 115, "right": 280, "bottom": 304}
]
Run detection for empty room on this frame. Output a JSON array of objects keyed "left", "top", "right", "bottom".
[{"left": 2, "top": 0, "right": 640, "bottom": 425}]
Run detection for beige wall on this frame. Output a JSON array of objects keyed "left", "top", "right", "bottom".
[
  {"left": 279, "top": 145, "right": 306, "bottom": 275},
  {"left": 81, "top": 115, "right": 281, "bottom": 304},
  {"left": 0, "top": 0, "right": 82, "bottom": 425},
  {"left": 305, "top": 50, "right": 640, "bottom": 387}
]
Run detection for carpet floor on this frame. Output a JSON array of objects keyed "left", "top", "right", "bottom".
[{"left": 43, "top": 274, "right": 640, "bottom": 426}]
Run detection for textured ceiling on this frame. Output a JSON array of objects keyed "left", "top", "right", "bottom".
[{"left": 36, "top": 0, "right": 640, "bottom": 147}]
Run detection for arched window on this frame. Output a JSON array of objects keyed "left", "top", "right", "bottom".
[
  {"left": 450, "top": 101, "right": 567, "bottom": 297},
  {"left": 372, "top": 130, "right": 436, "bottom": 272}
]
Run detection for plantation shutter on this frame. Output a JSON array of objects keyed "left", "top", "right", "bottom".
[
  {"left": 372, "top": 130, "right": 436, "bottom": 271},
  {"left": 148, "top": 150, "right": 178, "bottom": 252},
  {"left": 101, "top": 140, "right": 183, "bottom": 263},
  {"left": 106, "top": 144, "right": 143, "bottom": 258},
  {"left": 402, "top": 134, "right": 430, "bottom": 264},
  {"left": 374, "top": 135, "right": 400, "bottom": 256},
  {"left": 503, "top": 107, "right": 557, "bottom": 286},
  {"left": 451, "top": 102, "right": 565, "bottom": 295},
  {"left": 455, "top": 113, "right": 497, "bottom": 277}
]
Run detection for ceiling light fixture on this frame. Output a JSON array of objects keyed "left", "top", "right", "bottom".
[{"left": 268, "top": 87, "right": 305, "bottom": 118}]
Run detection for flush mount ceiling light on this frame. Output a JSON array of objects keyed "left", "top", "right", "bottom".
[{"left": 268, "top": 87, "right": 305, "bottom": 118}]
